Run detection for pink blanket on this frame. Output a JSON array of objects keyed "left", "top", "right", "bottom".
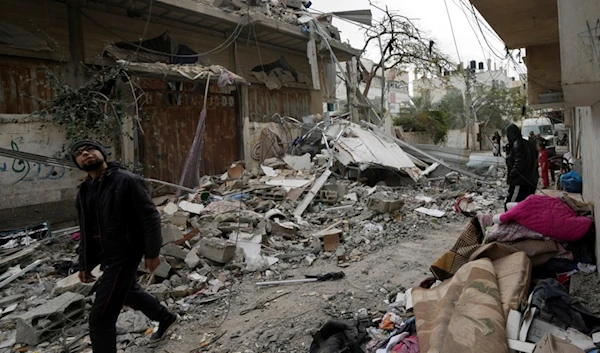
[{"left": 499, "top": 195, "right": 593, "bottom": 242}]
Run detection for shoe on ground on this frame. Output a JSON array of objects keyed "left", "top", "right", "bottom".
[{"left": 150, "top": 313, "right": 179, "bottom": 343}]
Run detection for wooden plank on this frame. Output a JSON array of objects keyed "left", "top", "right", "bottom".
[{"left": 293, "top": 169, "right": 331, "bottom": 218}]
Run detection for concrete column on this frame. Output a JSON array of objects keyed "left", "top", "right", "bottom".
[{"left": 584, "top": 103, "right": 600, "bottom": 272}]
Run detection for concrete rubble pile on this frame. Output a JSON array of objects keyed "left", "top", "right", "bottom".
[
  {"left": 308, "top": 192, "right": 598, "bottom": 353},
  {"left": 0, "top": 121, "right": 510, "bottom": 352}
]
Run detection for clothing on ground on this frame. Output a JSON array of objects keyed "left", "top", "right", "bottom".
[
  {"left": 499, "top": 195, "right": 593, "bottom": 242},
  {"left": 531, "top": 278, "right": 600, "bottom": 334}
]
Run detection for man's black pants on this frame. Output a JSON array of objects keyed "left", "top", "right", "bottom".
[
  {"left": 505, "top": 184, "right": 537, "bottom": 211},
  {"left": 90, "top": 258, "right": 170, "bottom": 353}
]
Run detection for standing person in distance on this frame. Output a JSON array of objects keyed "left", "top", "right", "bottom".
[
  {"left": 537, "top": 141, "right": 550, "bottom": 189},
  {"left": 492, "top": 131, "right": 502, "bottom": 157},
  {"left": 505, "top": 124, "right": 539, "bottom": 210},
  {"left": 71, "top": 140, "right": 179, "bottom": 353}
]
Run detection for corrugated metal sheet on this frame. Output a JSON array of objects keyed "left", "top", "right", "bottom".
[
  {"left": 0, "top": 57, "right": 56, "bottom": 114},
  {"left": 248, "top": 84, "right": 311, "bottom": 121},
  {"left": 138, "top": 79, "right": 240, "bottom": 184}
]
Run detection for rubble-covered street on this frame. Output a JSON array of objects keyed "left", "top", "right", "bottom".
[
  {"left": 0, "top": 117, "right": 513, "bottom": 352},
  {"left": 2, "top": 0, "right": 600, "bottom": 352}
]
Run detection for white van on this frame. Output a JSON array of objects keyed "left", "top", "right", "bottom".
[{"left": 521, "top": 117, "right": 556, "bottom": 146}]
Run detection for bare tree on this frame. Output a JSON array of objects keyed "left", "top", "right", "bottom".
[{"left": 358, "top": 2, "right": 452, "bottom": 98}]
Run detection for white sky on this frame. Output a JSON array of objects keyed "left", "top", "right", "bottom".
[{"left": 313, "top": 0, "right": 525, "bottom": 79}]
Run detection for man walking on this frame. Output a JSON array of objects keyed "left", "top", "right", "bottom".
[
  {"left": 505, "top": 124, "right": 539, "bottom": 209},
  {"left": 71, "top": 140, "right": 178, "bottom": 352}
]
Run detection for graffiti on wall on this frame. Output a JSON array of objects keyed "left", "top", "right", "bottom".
[
  {"left": 0, "top": 140, "right": 66, "bottom": 184},
  {"left": 579, "top": 19, "right": 600, "bottom": 68}
]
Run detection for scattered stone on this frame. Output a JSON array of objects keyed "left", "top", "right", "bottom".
[
  {"left": 188, "top": 272, "right": 208, "bottom": 283},
  {"left": 167, "top": 211, "right": 190, "bottom": 227},
  {"left": 0, "top": 294, "right": 25, "bottom": 309},
  {"left": 12, "top": 292, "right": 85, "bottom": 345},
  {"left": 162, "top": 243, "right": 189, "bottom": 260},
  {"left": 154, "top": 257, "right": 172, "bottom": 278},
  {"left": 197, "top": 237, "right": 237, "bottom": 264},
  {"left": 161, "top": 224, "right": 183, "bottom": 245},
  {"left": 367, "top": 195, "right": 404, "bottom": 214},
  {"left": 304, "top": 253, "right": 317, "bottom": 266},
  {"left": 53, "top": 265, "right": 102, "bottom": 296},
  {"left": 185, "top": 249, "right": 202, "bottom": 269},
  {"left": 148, "top": 283, "right": 170, "bottom": 301},
  {"left": 116, "top": 310, "right": 151, "bottom": 334},
  {"left": 170, "top": 274, "right": 183, "bottom": 287}
]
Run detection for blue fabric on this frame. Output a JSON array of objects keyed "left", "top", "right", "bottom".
[{"left": 561, "top": 170, "right": 583, "bottom": 193}]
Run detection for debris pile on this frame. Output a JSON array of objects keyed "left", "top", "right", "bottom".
[
  {"left": 0, "top": 120, "right": 513, "bottom": 352},
  {"left": 309, "top": 192, "right": 597, "bottom": 353}
]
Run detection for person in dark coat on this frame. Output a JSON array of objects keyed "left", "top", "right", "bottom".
[
  {"left": 71, "top": 140, "right": 178, "bottom": 353},
  {"left": 492, "top": 131, "right": 502, "bottom": 157},
  {"left": 505, "top": 124, "right": 539, "bottom": 210}
]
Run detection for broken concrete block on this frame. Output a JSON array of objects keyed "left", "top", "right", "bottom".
[
  {"left": 166, "top": 211, "right": 189, "bottom": 227},
  {"left": 153, "top": 257, "right": 171, "bottom": 278},
  {"left": 163, "top": 202, "right": 178, "bottom": 215},
  {"left": 53, "top": 265, "right": 102, "bottom": 296},
  {"left": 317, "top": 189, "right": 339, "bottom": 204},
  {"left": 367, "top": 195, "right": 404, "bottom": 214},
  {"left": 197, "top": 237, "right": 236, "bottom": 264},
  {"left": 188, "top": 272, "right": 208, "bottom": 283},
  {"left": 161, "top": 224, "right": 183, "bottom": 245},
  {"left": 13, "top": 292, "right": 85, "bottom": 345},
  {"left": 116, "top": 310, "right": 151, "bottom": 335},
  {"left": 270, "top": 221, "right": 298, "bottom": 239},
  {"left": 185, "top": 249, "right": 201, "bottom": 269},
  {"left": 147, "top": 283, "right": 169, "bottom": 301},
  {"left": 168, "top": 285, "right": 195, "bottom": 299},
  {"left": 161, "top": 243, "right": 189, "bottom": 260}
]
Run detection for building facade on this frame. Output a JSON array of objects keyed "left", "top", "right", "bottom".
[{"left": 470, "top": 0, "right": 600, "bottom": 268}]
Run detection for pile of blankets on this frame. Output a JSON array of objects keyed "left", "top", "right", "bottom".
[{"left": 310, "top": 194, "right": 597, "bottom": 353}]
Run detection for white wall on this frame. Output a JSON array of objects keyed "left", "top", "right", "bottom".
[
  {"left": 413, "top": 69, "right": 519, "bottom": 103},
  {"left": 0, "top": 116, "right": 84, "bottom": 209},
  {"left": 575, "top": 105, "right": 600, "bottom": 268},
  {"left": 0, "top": 115, "right": 89, "bottom": 229},
  {"left": 334, "top": 60, "right": 410, "bottom": 112},
  {"left": 558, "top": 0, "right": 600, "bottom": 106}
]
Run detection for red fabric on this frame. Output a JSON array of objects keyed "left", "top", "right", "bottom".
[
  {"left": 392, "top": 336, "right": 419, "bottom": 353},
  {"left": 539, "top": 149, "right": 549, "bottom": 187},
  {"left": 499, "top": 195, "right": 593, "bottom": 242}
]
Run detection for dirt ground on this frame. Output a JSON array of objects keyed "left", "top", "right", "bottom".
[{"left": 144, "top": 220, "right": 466, "bottom": 353}]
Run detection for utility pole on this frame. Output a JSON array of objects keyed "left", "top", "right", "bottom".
[
  {"left": 464, "top": 62, "right": 477, "bottom": 151},
  {"left": 377, "top": 35, "right": 386, "bottom": 117},
  {"left": 346, "top": 57, "right": 360, "bottom": 123}
]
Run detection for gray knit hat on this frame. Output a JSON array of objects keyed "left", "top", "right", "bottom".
[{"left": 70, "top": 140, "right": 108, "bottom": 168}]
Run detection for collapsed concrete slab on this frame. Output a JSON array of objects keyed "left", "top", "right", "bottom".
[{"left": 11, "top": 292, "right": 85, "bottom": 345}]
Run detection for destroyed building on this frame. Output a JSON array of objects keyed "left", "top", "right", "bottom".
[{"left": 0, "top": 0, "right": 359, "bottom": 229}]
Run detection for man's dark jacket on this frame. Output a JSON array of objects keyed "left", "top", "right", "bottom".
[
  {"left": 506, "top": 124, "right": 539, "bottom": 186},
  {"left": 76, "top": 162, "right": 162, "bottom": 272}
]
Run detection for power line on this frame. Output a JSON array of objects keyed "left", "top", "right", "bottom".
[
  {"left": 443, "top": 0, "right": 463, "bottom": 64},
  {"left": 82, "top": 12, "right": 247, "bottom": 58},
  {"left": 133, "top": 0, "right": 153, "bottom": 56}
]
